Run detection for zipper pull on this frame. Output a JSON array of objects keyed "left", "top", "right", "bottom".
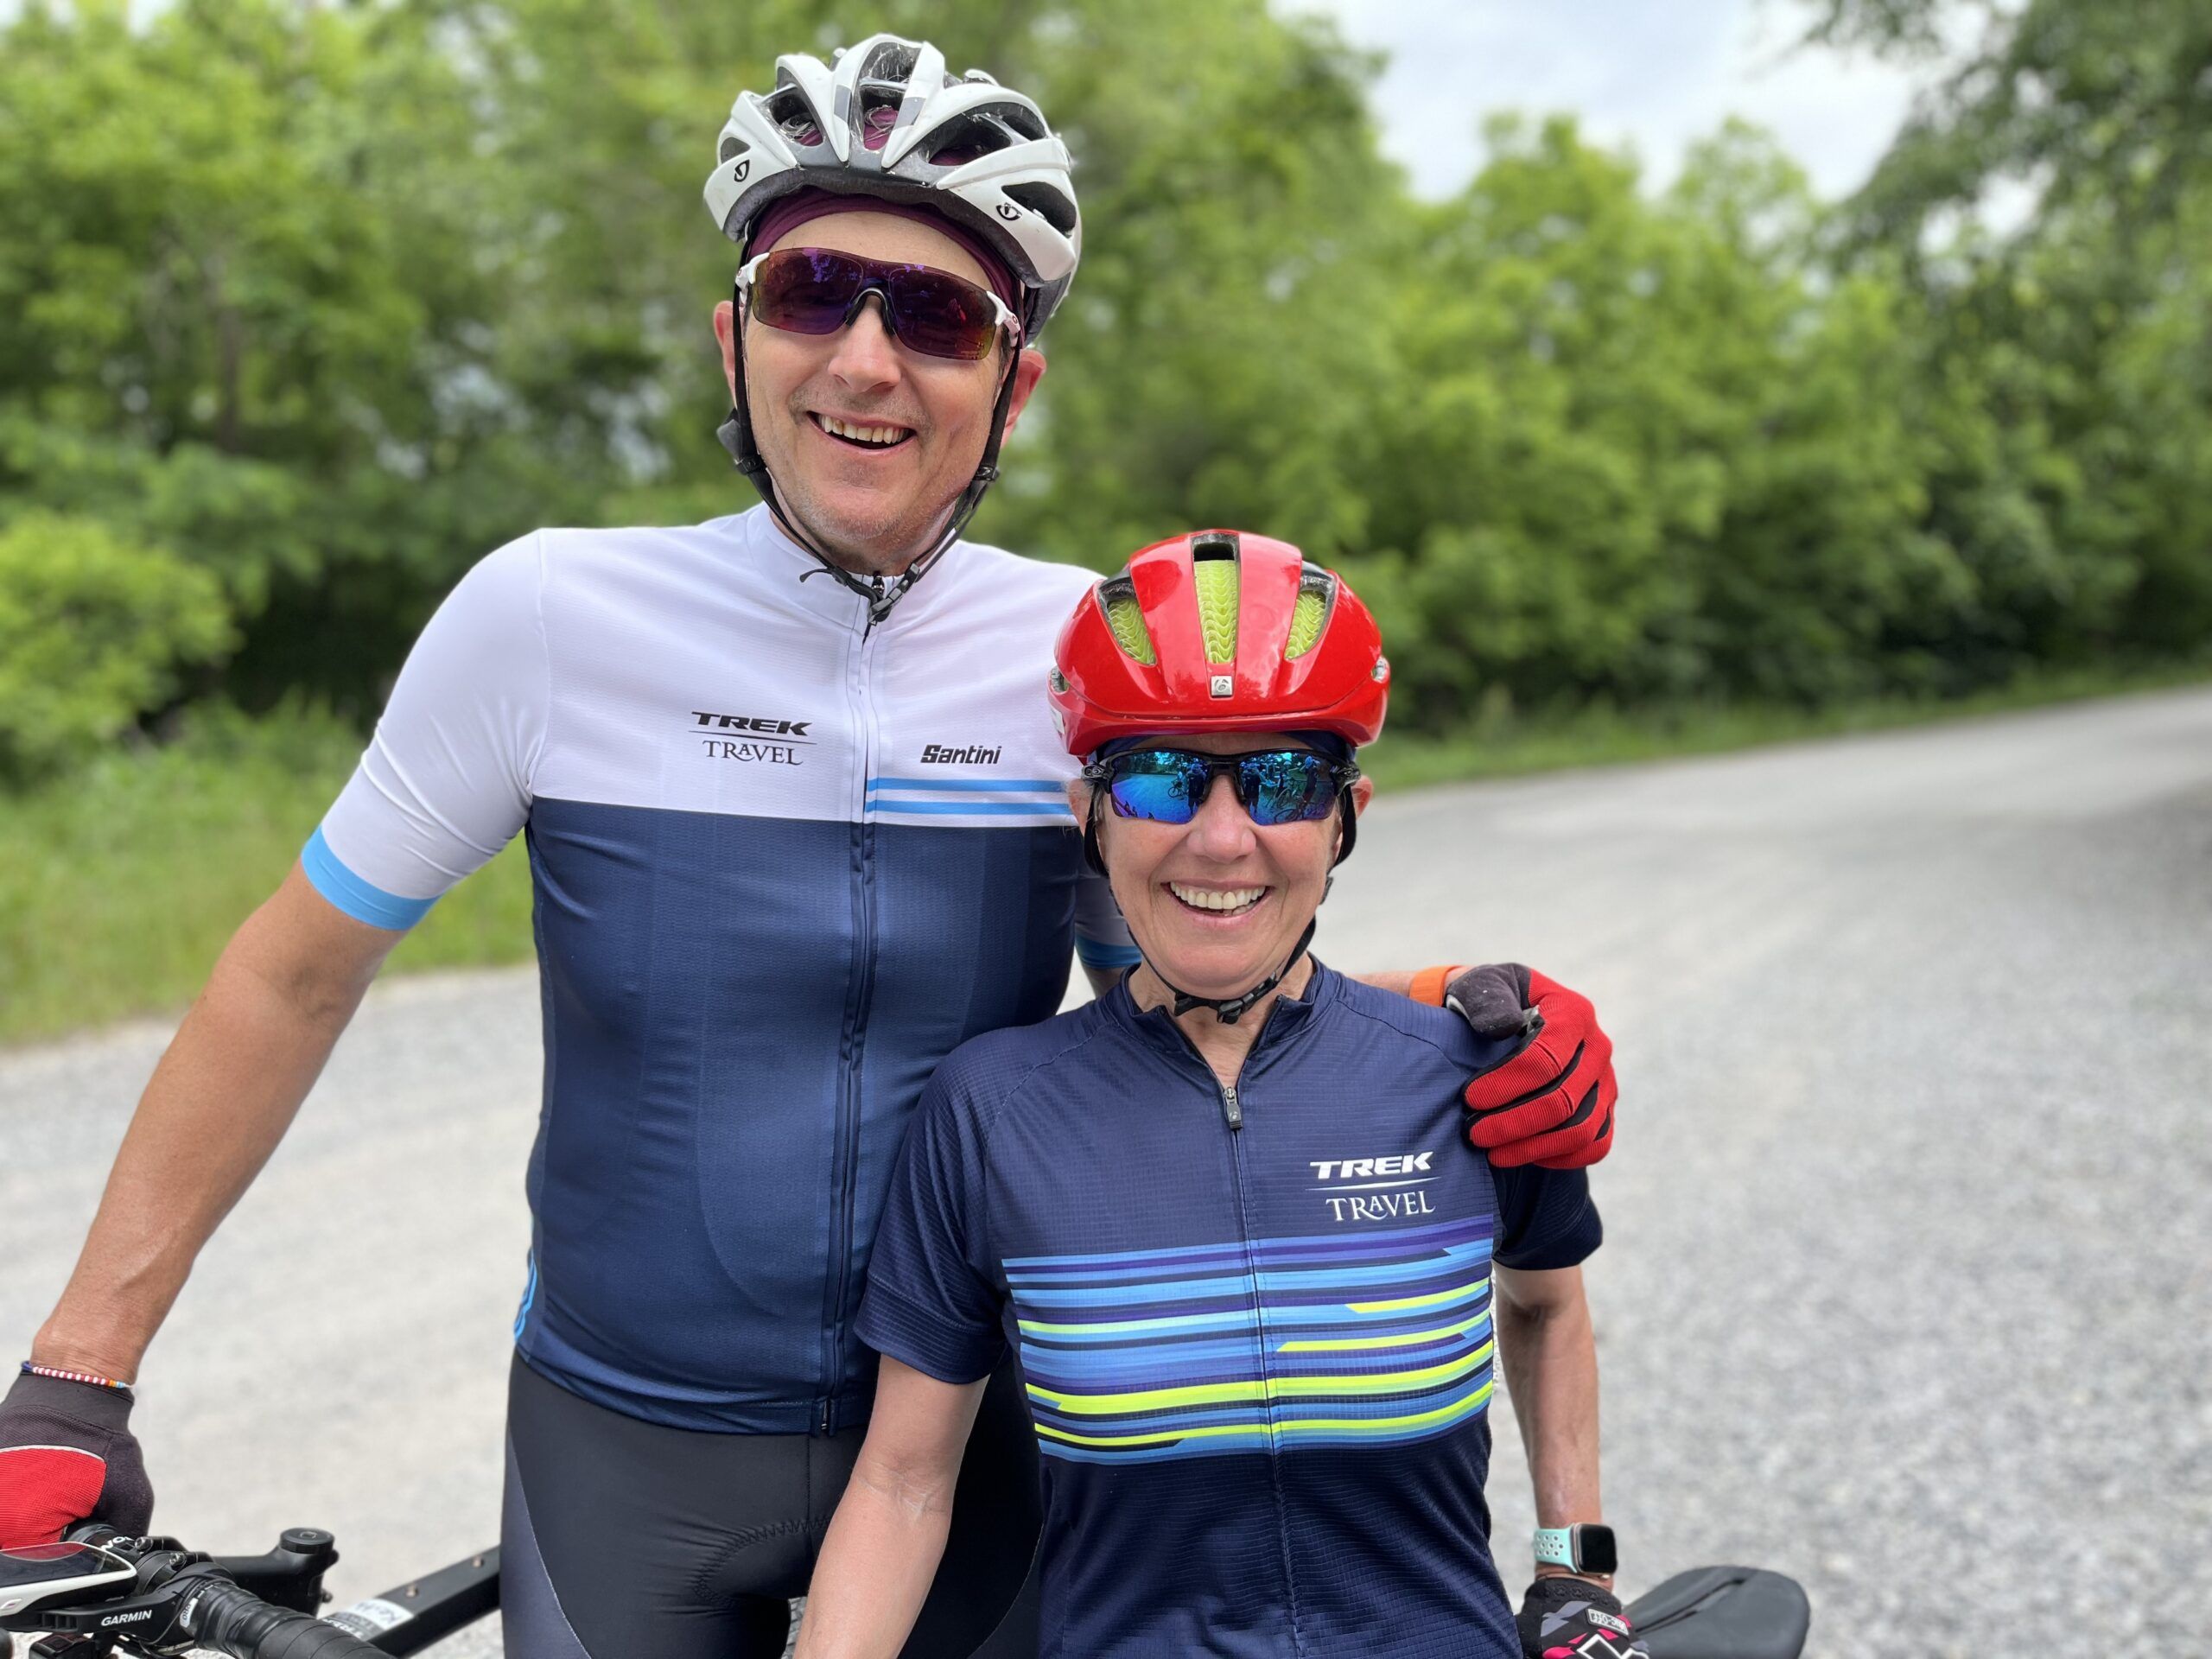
[{"left": 1219, "top": 1084, "right": 1243, "bottom": 1131}]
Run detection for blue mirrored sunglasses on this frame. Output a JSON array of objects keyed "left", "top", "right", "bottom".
[{"left": 1083, "top": 748, "right": 1357, "bottom": 828}]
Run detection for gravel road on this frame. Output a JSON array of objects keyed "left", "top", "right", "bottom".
[{"left": 4, "top": 685, "right": 2208, "bottom": 1657}]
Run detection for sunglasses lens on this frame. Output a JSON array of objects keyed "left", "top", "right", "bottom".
[
  {"left": 1238, "top": 752, "right": 1337, "bottom": 826},
  {"left": 886, "top": 268, "right": 1001, "bottom": 360},
  {"left": 1108, "top": 752, "right": 1204, "bottom": 823},
  {"left": 751, "top": 249, "right": 863, "bottom": 335}
]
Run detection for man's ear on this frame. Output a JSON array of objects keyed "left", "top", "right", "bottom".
[
  {"left": 714, "top": 300, "right": 741, "bottom": 403},
  {"left": 1002, "top": 346, "right": 1048, "bottom": 436},
  {"left": 1351, "top": 775, "right": 1374, "bottom": 817},
  {"left": 1064, "top": 775, "right": 1089, "bottom": 820}
]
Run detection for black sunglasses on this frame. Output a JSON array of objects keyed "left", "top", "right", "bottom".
[
  {"left": 736, "top": 246, "right": 1019, "bottom": 362},
  {"left": 1083, "top": 748, "right": 1358, "bottom": 828}
]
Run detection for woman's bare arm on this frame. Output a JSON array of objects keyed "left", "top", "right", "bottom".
[
  {"left": 791, "top": 1357, "right": 989, "bottom": 1659},
  {"left": 1493, "top": 1263, "right": 1607, "bottom": 1587}
]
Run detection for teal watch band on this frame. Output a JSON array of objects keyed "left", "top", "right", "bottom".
[{"left": 1534, "top": 1523, "right": 1617, "bottom": 1575}]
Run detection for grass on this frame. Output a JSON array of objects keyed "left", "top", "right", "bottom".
[
  {"left": 0, "top": 705, "right": 534, "bottom": 1046},
  {"left": 3, "top": 659, "right": 2207, "bottom": 1047}
]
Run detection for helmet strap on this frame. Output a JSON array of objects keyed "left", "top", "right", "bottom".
[
  {"left": 718, "top": 280, "right": 1021, "bottom": 632},
  {"left": 1150, "top": 916, "right": 1319, "bottom": 1027}
]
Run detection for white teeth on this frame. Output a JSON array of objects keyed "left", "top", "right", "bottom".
[
  {"left": 819, "top": 415, "right": 907, "bottom": 447},
  {"left": 1170, "top": 884, "right": 1265, "bottom": 913}
]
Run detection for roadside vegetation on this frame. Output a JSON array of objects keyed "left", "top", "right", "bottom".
[{"left": 3, "top": 0, "right": 2208, "bottom": 1041}]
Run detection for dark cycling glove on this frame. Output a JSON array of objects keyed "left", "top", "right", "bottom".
[
  {"left": 0, "top": 1370, "right": 153, "bottom": 1548},
  {"left": 1517, "top": 1575, "right": 1647, "bottom": 1659},
  {"left": 1444, "top": 964, "right": 1617, "bottom": 1170}
]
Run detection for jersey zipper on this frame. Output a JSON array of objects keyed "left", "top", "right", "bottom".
[
  {"left": 822, "top": 588, "right": 884, "bottom": 1434},
  {"left": 1198, "top": 1044, "right": 1306, "bottom": 1654}
]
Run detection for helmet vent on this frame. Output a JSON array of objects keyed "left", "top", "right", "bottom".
[
  {"left": 1099, "top": 577, "right": 1156, "bottom": 666},
  {"left": 719, "top": 136, "right": 747, "bottom": 163},
  {"left": 1004, "top": 181, "right": 1077, "bottom": 235},
  {"left": 858, "top": 41, "right": 919, "bottom": 86},
  {"left": 1192, "top": 558, "right": 1240, "bottom": 664},
  {"left": 928, "top": 112, "right": 1018, "bottom": 168},
  {"left": 1285, "top": 569, "right": 1336, "bottom": 659},
  {"left": 766, "top": 87, "right": 824, "bottom": 147}
]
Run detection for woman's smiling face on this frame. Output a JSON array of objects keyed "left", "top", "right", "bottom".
[{"left": 1068, "top": 732, "right": 1370, "bottom": 1004}]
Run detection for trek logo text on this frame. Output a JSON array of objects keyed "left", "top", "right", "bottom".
[
  {"left": 691, "top": 709, "right": 810, "bottom": 767},
  {"left": 1310, "top": 1151, "right": 1437, "bottom": 1224}
]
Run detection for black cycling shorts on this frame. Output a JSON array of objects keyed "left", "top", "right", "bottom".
[{"left": 500, "top": 1354, "right": 1040, "bottom": 1658}]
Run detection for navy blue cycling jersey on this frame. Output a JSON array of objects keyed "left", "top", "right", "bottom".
[{"left": 856, "top": 963, "right": 1603, "bottom": 1659}]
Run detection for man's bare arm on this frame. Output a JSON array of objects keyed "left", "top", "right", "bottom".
[
  {"left": 1493, "top": 1263, "right": 1606, "bottom": 1587},
  {"left": 1353, "top": 969, "right": 1416, "bottom": 997},
  {"left": 31, "top": 862, "right": 404, "bottom": 1382},
  {"left": 791, "top": 1357, "right": 987, "bottom": 1659}
]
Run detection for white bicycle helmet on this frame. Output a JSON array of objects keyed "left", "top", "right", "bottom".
[{"left": 703, "top": 34, "right": 1081, "bottom": 338}]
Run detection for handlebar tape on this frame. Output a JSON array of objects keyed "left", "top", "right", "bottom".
[{"left": 180, "top": 1578, "right": 387, "bottom": 1659}]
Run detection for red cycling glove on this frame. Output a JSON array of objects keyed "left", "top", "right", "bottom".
[
  {"left": 1412, "top": 963, "right": 1618, "bottom": 1170},
  {"left": 0, "top": 1369, "right": 152, "bottom": 1548}
]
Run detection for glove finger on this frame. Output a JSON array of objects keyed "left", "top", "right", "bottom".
[
  {"left": 0, "top": 1445, "right": 107, "bottom": 1548},
  {"left": 1442, "top": 963, "right": 1530, "bottom": 1039},
  {"left": 1483, "top": 1083, "right": 1610, "bottom": 1168},
  {"left": 1464, "top": 1076, "right": 1578, "bottom": 1151},
  {"left": 1462, "top": 1029, "right": 1580, "bottom": 1117},
  {"left": 1523, "top": 1098, "right": 1618, "bottom": 1171}
]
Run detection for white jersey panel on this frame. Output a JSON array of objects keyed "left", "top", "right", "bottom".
[
  {"left": 311, "top": 533, "right": 548, "bottom": 921},
  {"left": 306, "top": 506, "right": 1130, "bottom": 957}
]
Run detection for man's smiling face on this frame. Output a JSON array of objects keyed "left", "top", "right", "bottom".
[{"left": 714, "top": 210, "right": 1046, "bottom": 577}]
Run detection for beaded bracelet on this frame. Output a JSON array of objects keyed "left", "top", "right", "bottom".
[{"left": 20, "top": 1361, "right": 135, "bottom": 1401}]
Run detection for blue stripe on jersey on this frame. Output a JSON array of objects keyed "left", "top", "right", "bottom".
[
  {"left": 301, "top": 827, "right": 438, "bottom": 931},
  {"left": 867, "top": 799, "right": 1076, "bottom": 817}
]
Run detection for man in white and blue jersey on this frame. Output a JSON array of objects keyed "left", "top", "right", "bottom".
[{"left": 3, "top": 32, "right": 1623, "bottom": 1659}]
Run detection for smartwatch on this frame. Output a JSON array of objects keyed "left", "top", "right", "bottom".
[{"left": 1533, "top": 1524, "right": 1617, "bottom": 1577}]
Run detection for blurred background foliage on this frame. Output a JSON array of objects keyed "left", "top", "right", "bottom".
[{"left": 0, "top": 0, "right": 2209, "bottom": 1032}]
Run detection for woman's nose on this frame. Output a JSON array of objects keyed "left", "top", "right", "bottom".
[{"left": 1185, "top": 776, "right": 1255, "bottom": 859}]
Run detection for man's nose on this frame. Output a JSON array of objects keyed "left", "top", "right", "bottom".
[{"left": 825, "top": 295, "right": 903, "bottom": 392}]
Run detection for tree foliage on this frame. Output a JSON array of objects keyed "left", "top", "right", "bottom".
[
  {"left": 0, "top": 512, "right": 232, "bottom": 776},
  {"left": 0, "top": 0, "right": 2206, "bottom": 768}
]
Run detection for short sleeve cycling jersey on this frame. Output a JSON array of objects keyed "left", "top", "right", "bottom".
[
  {"left": 304, "top": 505, "right": 1136, "bottom": 1432},
  {"left": 855, "top": 965, "right": 1602, "bottom": 1659}
]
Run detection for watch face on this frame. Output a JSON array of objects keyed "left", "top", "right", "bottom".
[{"left": 1574, "top": 1525, "right": 1618, "bottom": 1576}]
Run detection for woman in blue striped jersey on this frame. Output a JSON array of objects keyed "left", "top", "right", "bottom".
[{"left": 792, "top": 531, "right": 1637, "bottom": 1659}]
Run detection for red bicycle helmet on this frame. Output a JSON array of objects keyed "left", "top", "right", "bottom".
[{"left": 1048, "top": 530, "right": 1389, "bottom": 757}]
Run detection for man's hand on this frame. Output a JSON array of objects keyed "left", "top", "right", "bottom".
[
  {"left": 1516, "top": 1575, "right": 1647, "bottom": 1659},
  {"left": 0, "top": 1370, "right": 151, "bottom": 1548},
  {"left": 1435, "top": 964, "right": 1616, "bottom": 1169}
]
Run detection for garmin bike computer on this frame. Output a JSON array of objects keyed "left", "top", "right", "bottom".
[{"left": 0, "top": 1541, "right": 137, "bottom": 1619}]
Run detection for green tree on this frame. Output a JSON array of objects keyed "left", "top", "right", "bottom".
[{"left": 0, "top": 512, "right": 232, "bottom": 777}]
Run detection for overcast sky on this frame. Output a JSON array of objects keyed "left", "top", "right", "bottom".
[{"left": 1282, "top": 0, "right": 1938, "bottom": 200}]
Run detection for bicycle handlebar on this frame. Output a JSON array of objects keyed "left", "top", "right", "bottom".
[{"left": 178, "top": 1576, "right": 388, "bottom": 1659}]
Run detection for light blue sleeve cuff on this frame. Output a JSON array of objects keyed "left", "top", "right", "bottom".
[
  {"left": 301, "top": 826, "right": 439, "bottom": 931},
  {"left": 1075, "top": 934, "right": 1144, "bottom": 971}
]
